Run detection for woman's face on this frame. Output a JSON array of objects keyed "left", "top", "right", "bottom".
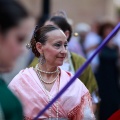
[
  {"left": 37, "top": 30, "right": 67, "bottom": 67},
  {"left": 0, "top": 18, "right": 35, "bottom": 72}
]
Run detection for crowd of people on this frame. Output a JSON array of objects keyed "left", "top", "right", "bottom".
[
  {"left": 69, "top": 21, "right": 120, "bottom": 120},
  {"left": 0, "top": 0, "right": 120, "bottom": 120}
]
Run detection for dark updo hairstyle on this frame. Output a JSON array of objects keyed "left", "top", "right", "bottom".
[
  {"left": 0, "top": 0, "right": 28, "bottom": 34},
  {"left": 31, "top": 25, "right": 59, "bottom": 58},
  {"left": 49, "top": 16, "right": 72, "bottom": 42}
]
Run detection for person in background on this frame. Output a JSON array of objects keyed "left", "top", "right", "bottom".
[
  {"left": 68, "top": 35, "right": 85, "bottom": 57},
  {"left": 113, "top": 16, "right": 120, "bottom": 75},
  {"left": 114, "top": 15, "right": 120, "bottom": 51},
  {"left": 84, "top": 22, "right": 101, "bottom": 72},
  {"left": 29, "top": 15, "right": 100, "bottom": 113},
  {"left": 76, "top": 23, "right": 91, "bottom": 56},
  {"left": 1, "top": 17, "right": 35, "bottom": 84},
  {"left": 9, "top": 25, "right": 95, "bottom": 120},
  {"left": 95, "top": 22, "right": 120, "bottom": 120},
  {"left": 69, "top": 23, "right": 91, "bottom": 57},
  {"left": 0, "top": 0, "right": 31, "bottom": 119}
]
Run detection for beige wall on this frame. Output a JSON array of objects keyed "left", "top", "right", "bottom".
[
  {"left": 18, "top": 0, "right": 42, "bottom": 18},
  {"left": 51, "top": 0, "right": 116, "bottom": 27},
  {"left": 19, "top": 0, "right": 117, "bottom": 26}
]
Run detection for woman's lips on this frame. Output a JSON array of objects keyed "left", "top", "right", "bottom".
[{"left": 57, "top": 57, "right": 65, "bottom": 60}]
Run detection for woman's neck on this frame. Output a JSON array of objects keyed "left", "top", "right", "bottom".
[
  {"left": 39, "top": 63, "right": 58, "bottom": 72},
  {"left": 38, "top": 63, "right": 59, "bottom": 79}
]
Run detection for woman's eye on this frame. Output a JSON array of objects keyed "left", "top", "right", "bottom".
[
  {"left": 64, "top": 44, "right": 68, "bottom": 48},
  {"left": 53, "top": 43, "right": 68, "bottom": 49},
  {"left": 54, "top": 43, "right": 61, "bottom": 47}
]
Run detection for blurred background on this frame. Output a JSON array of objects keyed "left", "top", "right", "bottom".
[
  {"left": 17, "top": 0, "right": 120, "bottom": 26},
  {"left": 1, "top": 0, "right": 120, "bottom": 119},
  {"left": 3, "top": 0, "right": 120, "bottom": 82}
]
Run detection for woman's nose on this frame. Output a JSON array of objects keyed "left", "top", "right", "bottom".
[{"left": 60, "top": 46, "right": 67, "bottom": 54}]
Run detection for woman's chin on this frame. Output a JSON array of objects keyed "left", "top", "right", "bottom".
[{"left": 56, "top": 62, "right": 64, "bottom": 67}]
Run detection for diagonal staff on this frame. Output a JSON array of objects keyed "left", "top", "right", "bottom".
[{"left": 34, "top": 23, "right": 120, "bottom": 120}]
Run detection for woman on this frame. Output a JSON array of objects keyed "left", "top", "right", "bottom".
[
  {"left": 29, "top": 16, "right": 99, "bottom": 111},
  {"left": 96, "top": 22, "right": 120, "bottom": 120},
  {"left": 30, "top": 16, "right": 98, "bottom": 93},
  {"left": 0, "top": 0, "right": 31, "bottom": 119},
  {"left": 9, "top": 25, "right": 95, "bottom": 120}
]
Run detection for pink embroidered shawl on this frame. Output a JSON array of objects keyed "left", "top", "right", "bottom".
[{"left": 8, "top": 67, "right": 95, "bottom": 120}]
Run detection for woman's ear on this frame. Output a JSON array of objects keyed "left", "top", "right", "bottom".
[
  {"left": 64, "top": 30, "right": 70, "bottom": 40},
  {"left": 36, "top": 42, "right": 43, "bottom": 54}
]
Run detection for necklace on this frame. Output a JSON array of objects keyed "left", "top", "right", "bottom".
[
  {"left": 36, "top": 64, "right": 59, "bottom": 74},
  {"left": 36, "top": 64, "right": 59, "bottom": 84},
  {"left": 36, "top": 69, "right": 59, "bottom": 120},
  {"left": 39, "top": 72, "right": 59, "bottom": 84}
]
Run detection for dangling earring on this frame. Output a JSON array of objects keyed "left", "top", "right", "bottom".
[{"left": 39, "top": 54, "right": 46, "bottom": 65}]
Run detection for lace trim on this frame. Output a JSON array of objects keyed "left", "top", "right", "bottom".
[
  {"left": 68, "top": 92, "right": 94, "bottom": 119},
  {"left": 67, "top": 103, "right": 81, "bottom": 118}
]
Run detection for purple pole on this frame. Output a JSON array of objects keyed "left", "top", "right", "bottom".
[{"left": 34, "top": 23, "right": 120, "bottom": 120}]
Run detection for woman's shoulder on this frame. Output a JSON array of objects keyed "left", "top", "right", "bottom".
[
  {"left": 9, "top": 67, "right": 34, "bottom": 84},
  {"left": 17, "top": 67, "right": 34, "bottom": 75},
  {"left": 60, "top": 68, "right": 88, "bottom": 91},
  {"left": 59, "top": 69, "right": 89, "bottom": 112}
]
